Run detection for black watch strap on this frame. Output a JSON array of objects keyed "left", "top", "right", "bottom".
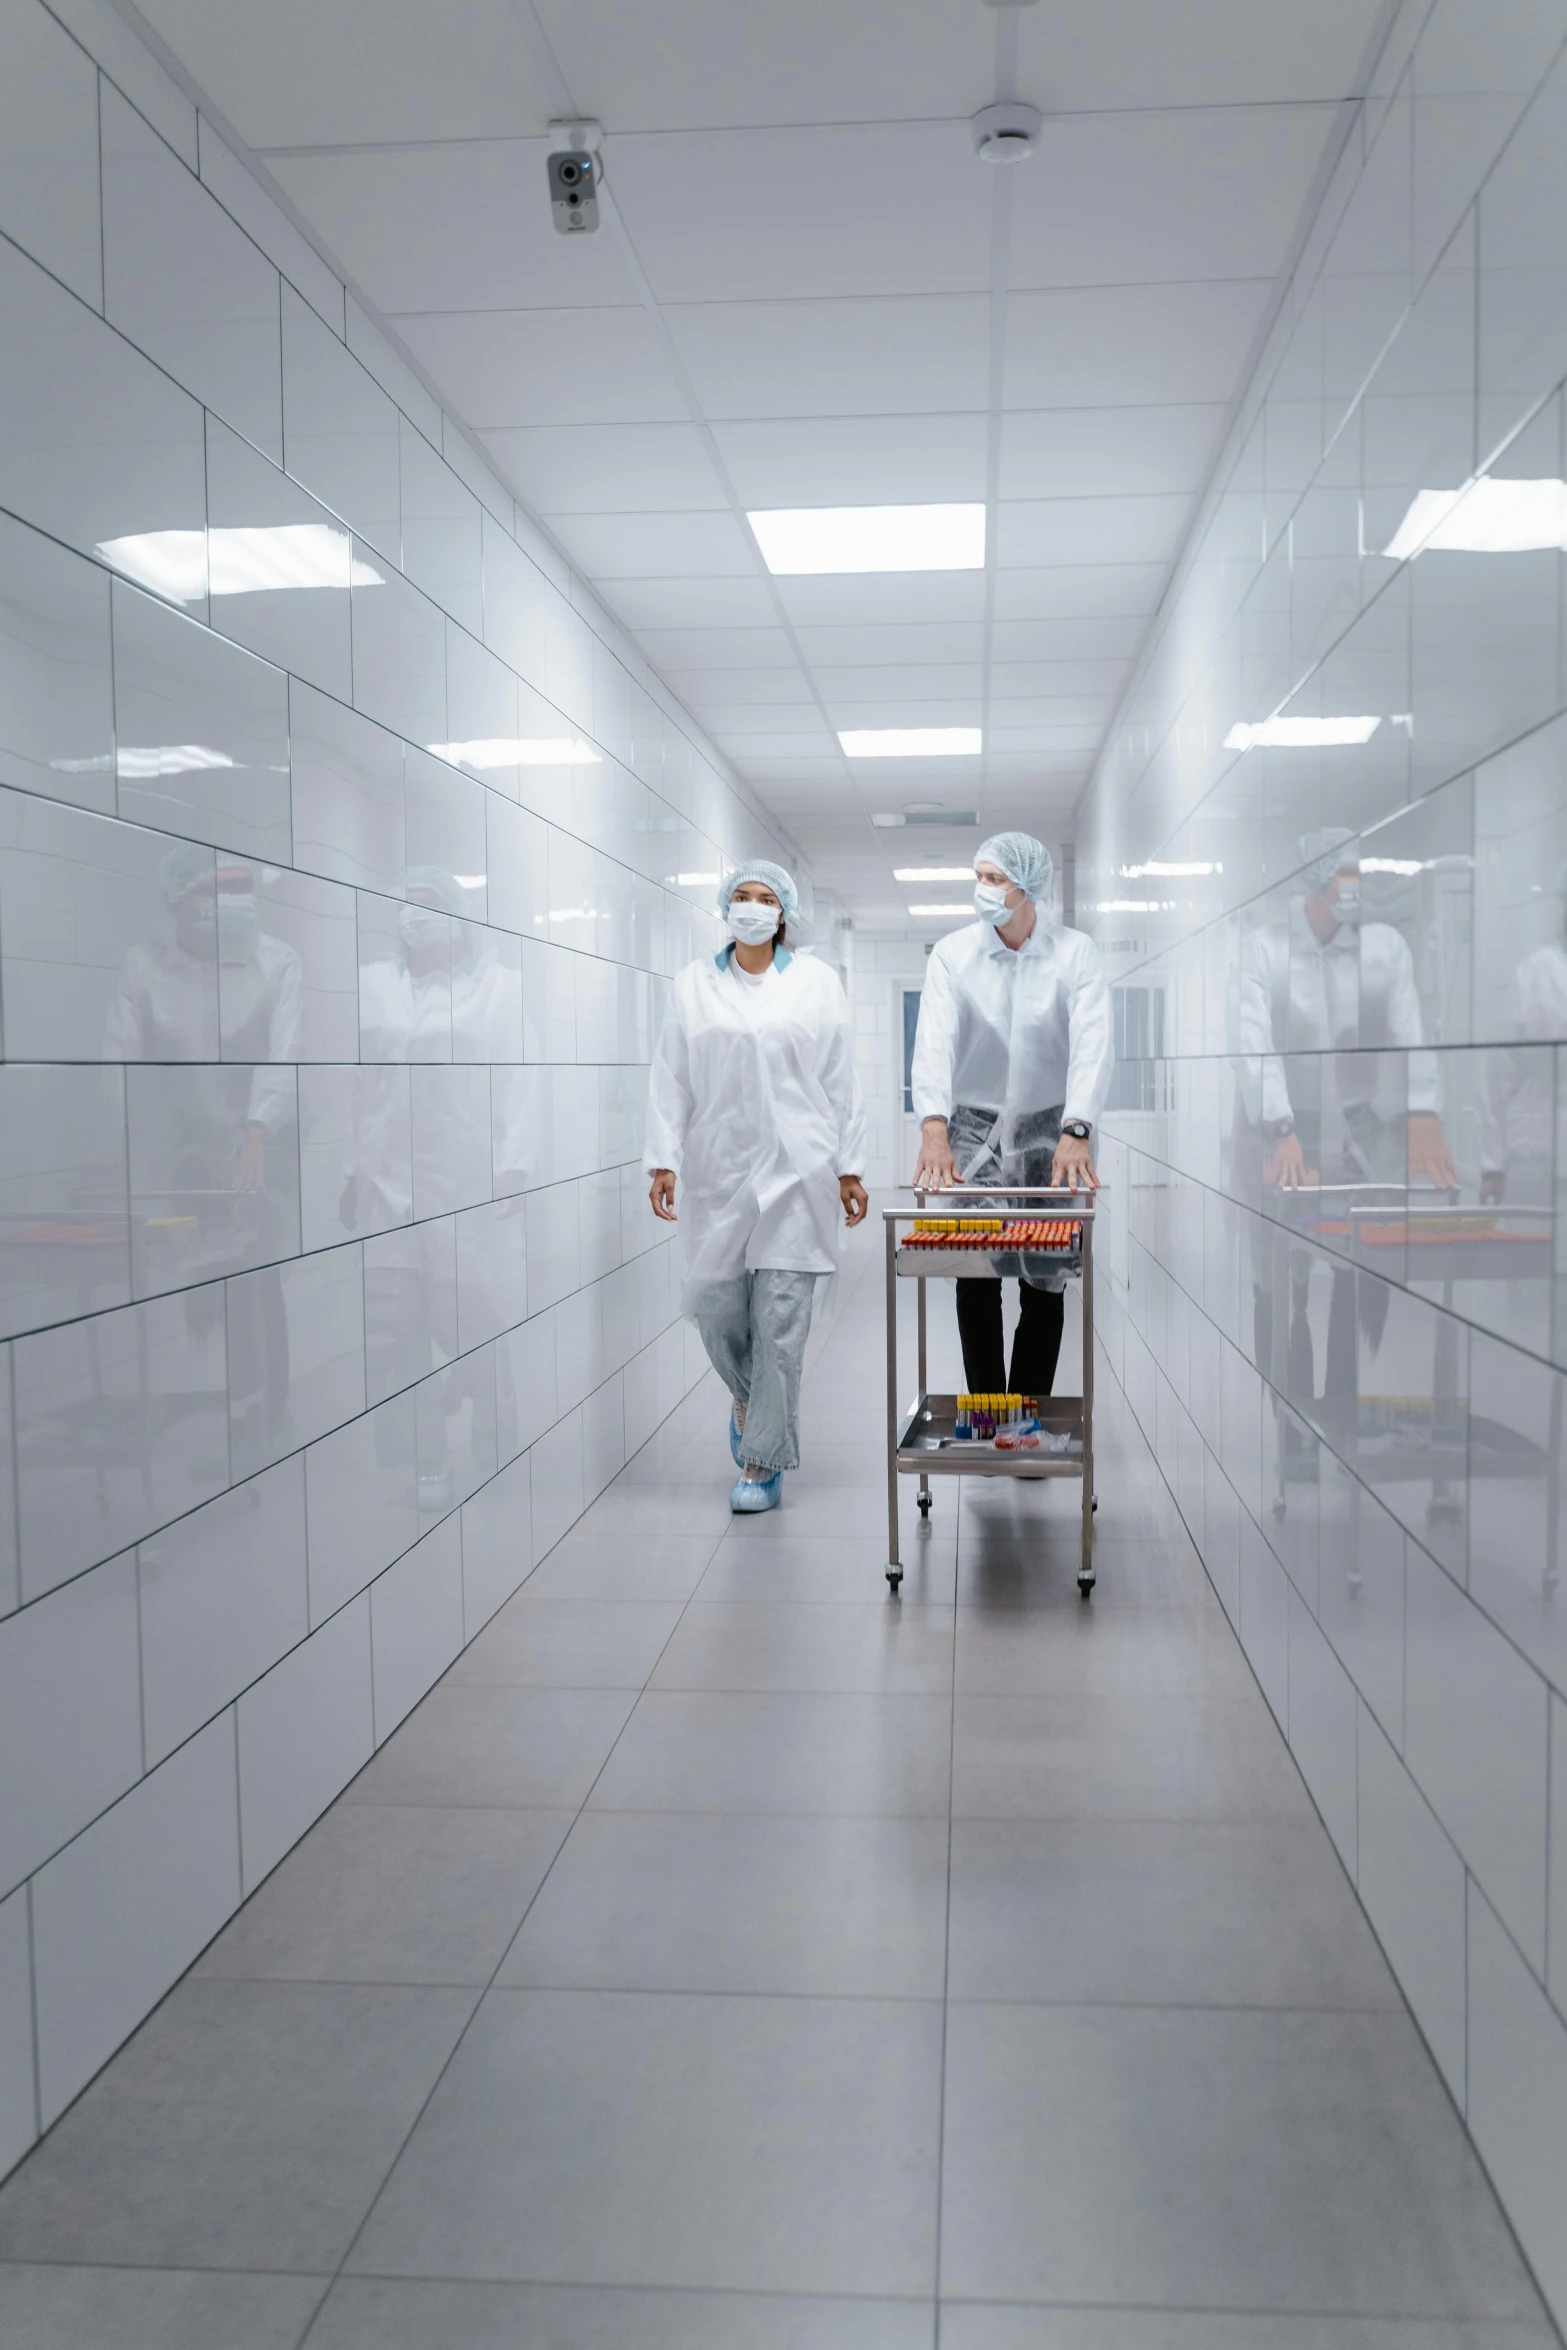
[{"left": 1061, "top": 1119, "right": 1091, "bottom": 1140}]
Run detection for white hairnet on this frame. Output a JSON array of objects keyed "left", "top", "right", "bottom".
[
  {"left": 405, "top": 864, "right": 467, "bottom": 919},
  {"left": 717, "top": 860, "right": 799, "bottom": 919},
  {"left": 976, "top": 832, "right": 1053, "bottom": 902},
  {"left": 160, "top": 840, "right": 213, "bottom": 905},
  {"left": 1297, "top": 827, "right": 1358, "bottom": 890}
]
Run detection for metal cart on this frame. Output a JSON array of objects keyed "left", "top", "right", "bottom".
[{"left": 884, "top": 1187, "right": 1099, "bottom": 1597}]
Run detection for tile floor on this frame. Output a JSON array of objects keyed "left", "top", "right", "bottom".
[{"left": 0, "top": 1223, "right": 1558, "bottom": 2347}]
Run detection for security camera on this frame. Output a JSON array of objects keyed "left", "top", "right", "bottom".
[{"left": 547, "top": 119, "right": 603, "bottom": 234}]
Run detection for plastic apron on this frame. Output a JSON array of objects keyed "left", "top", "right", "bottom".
[{"left": 948, "top": 942, "right": 1069, "bottom": 1290}]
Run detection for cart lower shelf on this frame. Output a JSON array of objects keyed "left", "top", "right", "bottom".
[{"left": 896, "top": 1392, "right": 1086, "bottom": 1478}]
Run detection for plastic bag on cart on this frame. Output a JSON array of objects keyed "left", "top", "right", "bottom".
[{"left": 946, "top": 1102, "right": 1069, "bottom": 1287}]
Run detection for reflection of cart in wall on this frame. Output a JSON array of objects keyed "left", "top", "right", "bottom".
[
  {"left": 884, "top": 1188, "right": 1098, "bottom": 1597},
  {"left": 1269, "top": 1182, "right": 1559, "bottom": 1594}
]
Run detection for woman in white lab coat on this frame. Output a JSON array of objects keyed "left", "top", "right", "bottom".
[
  {"left": 646, "top": 861, "right": 868, "bottom": 1513},
  {"left": 910, "top": 832, "right": 1113, "bottom": 1399}
]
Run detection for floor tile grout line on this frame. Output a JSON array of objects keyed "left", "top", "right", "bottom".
[
  {"left": 931, "top": 1472, "right": 963, "bottom": 2346},
  {"left": 293, "top": 1354, "right": 834, "bottom": 2343}
]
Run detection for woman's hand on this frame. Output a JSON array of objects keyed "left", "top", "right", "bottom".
[
  {"left": 1408, "top": 1113, "right": 1458, "bottom": 1190},
  {"left": 1050, "top": 1131, "right": 1100, "bottom": 1192},
  {"left": 839, "top": 1175, "right": 868, "bottom": 1227},
  {"left": 649, "top": 1168, "right": 677, "bottom": 1221},
  {"left": 913, "top": 1118, "right": 957, "bottom": 1193}
]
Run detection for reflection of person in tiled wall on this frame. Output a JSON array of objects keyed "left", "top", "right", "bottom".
[
  {"left": 1480, "top": 858, "right": 1567, "bottom": 1361},
  {"left": 1237, "top": 828, "right": 1458, "bottom": 1429}
]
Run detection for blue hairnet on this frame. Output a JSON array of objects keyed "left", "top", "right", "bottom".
[
  {"left": 717, "top": 859, "right": 799, "bottom": 919},
  {"left": 976, "top": 832, "right": 1053, "bottom": 902}
]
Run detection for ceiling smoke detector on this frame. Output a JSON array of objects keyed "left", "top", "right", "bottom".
[{"left": 971, "top": 102, "right": 1043, "bottom": 163}]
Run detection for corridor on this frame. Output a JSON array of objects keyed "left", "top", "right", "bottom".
[{"left": 0, "top": 1222, "right": 1548, "bottom": 2348}]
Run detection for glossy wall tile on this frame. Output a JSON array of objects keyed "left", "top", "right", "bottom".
[
  {"left": 1080, "top": 3, "right": 1567, "bottom": 2318},
  {"left": 0, "top": 0, "right": 798, "bottom": 2194}
]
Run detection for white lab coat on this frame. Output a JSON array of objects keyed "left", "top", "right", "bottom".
[
  {"left": 1480, "top": 941, "right": 1567, "bottom": 1168},
  {"left": 910, "top": 916, "right": 1113, "bottom": 1158},
  {"left": 103, "top": 932, "right": 302, "bottom": 1132},
  {"left": 1236, "top": 905, "right": 1439, "bottom": 1125},
  {"left": 644, "top": 945, "right": 867, "bottom": 1312}
]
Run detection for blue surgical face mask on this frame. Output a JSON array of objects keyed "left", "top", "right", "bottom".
[{"left": 974, "top": 881, "right": 1012, "bottom": 926}]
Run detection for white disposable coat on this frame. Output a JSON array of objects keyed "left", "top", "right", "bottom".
[
  {"left": 1480, "top": 941, "right": 1567, "bottom": 1167},
  {"left": 910, "top": 917, "right": 1113, "bottom": 1162},
  {"left": 1236, "top": 906, "right": 1439, "bottom": 1125},
  {"left": 644, "top": 946, "right": 867, "bottom": 1311}
]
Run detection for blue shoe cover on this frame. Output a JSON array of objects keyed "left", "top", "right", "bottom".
[{"left": 730, "top": 1470, "right": 782, "bottom": 1513}]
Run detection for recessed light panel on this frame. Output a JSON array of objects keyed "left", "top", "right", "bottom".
[
  {"left": 841, "top": 727, "right": 982, "bottom": 758},
  {"left": 1384, "top": 478, "right": 1567, "bottom": 558},
  {"left": 1224, "top": 716, "right": 1380, "bottom": 751},
  {"left": 748, "top": 504, "right": 985, "bottom": 576}
]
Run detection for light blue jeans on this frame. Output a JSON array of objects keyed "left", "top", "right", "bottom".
[{"left": 694, "top": 1268, "right": 820, "bottom": 1472}]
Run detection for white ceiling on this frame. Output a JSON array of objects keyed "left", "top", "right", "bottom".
[{"left": 137, "top": 0, "right": 1387, "bottom": 927}]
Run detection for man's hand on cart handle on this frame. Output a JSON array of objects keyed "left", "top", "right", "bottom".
[
  {"left": 1051, "top": 1131, "right": 1100, "bottom": 1192},
  {"left": 913, "top": 1117, "right": 958, "bottom": 1192},
  {"left": 649, "top": 1168, "right": 677, "bottom": 1221}
]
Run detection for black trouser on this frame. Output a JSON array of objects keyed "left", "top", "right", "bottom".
[{"left": 956, "top": 1277, "right": 1065, "bottom": 1396}]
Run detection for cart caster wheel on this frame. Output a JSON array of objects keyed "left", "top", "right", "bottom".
[
  {"left": 1091, "top": 1495, "right": 1098, "bottom": 1513},
  {"left": 886, "top": 1567, "right": 903, "bottom": 1591},
  {"left": 1078, "top": 1573, "right": 1096, "bottom": 1597},
  {"left": 917, "top": 1493, "right": 932, "bottom": 1517}
]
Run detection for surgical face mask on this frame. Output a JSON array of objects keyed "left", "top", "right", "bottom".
[
  {"left": 173, "top": 893, "right": 216, "bottom": 956},
  {"left": 217, "top": 891, "right": 258, "bottom": 964},
  {"left": 400, "top": 903, "right": 447, "bottom": 955},
  {"left": 1331, "top": 880, "right": 1361, "bottom": 929},
  {"left": 974, "top": 881, "right": 1013, "bottom": 927},
  {"left": 727, "top": 900, "right": 781, "bottom": 947}
]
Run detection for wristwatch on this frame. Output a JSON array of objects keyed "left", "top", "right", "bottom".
[
  {"left": 1266, "top": 1116, "right": 1295, "bottom": 1141},
  {"left": 1061, "top": 1119, "right": 1091, "bottom": 1141}
]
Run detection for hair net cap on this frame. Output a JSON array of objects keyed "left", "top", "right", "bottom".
[
  {"left": 405, "top": 864, "right": 468, "bottom": 920},
  {"left": 160, "top": 840, "right": 214, "bottom": 906},
  {"left": 976, "top": 832, "right": 1053, "bottom": 903},
  {"left": 717, "top": 859, "right": 799, "bottom": 919},
  {"left": 1297, "top": 827, "right": 1358, "bottom": 889}
]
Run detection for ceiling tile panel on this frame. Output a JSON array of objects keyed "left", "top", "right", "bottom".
[
  {"left": 392, "top": 308, "right": 686, "bottom": 427},
  {"left": 607, "top": 578, "right": 785, "bottom": 628},
  {"left": 1013, "top": 0, "right": 1382, "bottom": 110},
  {"left": 608, "top": 123, "right": 992, "bottom": 303},
  {"left": 1004, "top": 281, "right": 1272, "bottom": 406},
  {"left": 268, "top": 143, "right": 636, "bottom": 313},
  {"left": 776, "top": 574, "right": 989, "bottom": 627},
  {"left": 137, "top": 0, "right": 550, "bottom": 145},
  {"left": 1008, "top": 106, "right": 1338, "bottom": 288},
  {"left": 712, "top": 413, "right": 988, "bottom": 507},
  {"left": 991, "top": 564, "right": 1169, "bottom": 619},
  {"left": 795, "top": 623, "right": 986, "bottom": 666},
  {"left": 664, "top": 295, "right": 990, "bottom": 418},
  {"left": 535, "top": 0, "right": 987, "bottom": 130},
  {"left": 999, "top": 404, "right": 1225, "bottom": 499},
  {"left": 545, "top": 509, "right": 757, "bottom": 577},
  {"left": 638, "top": 627, "right": 803, "bottom": 668},
  {"left": 484, "top": 422, "right": 723, "bottom": 515},
  {"left": 995, "top": 494, "right": 1192, "bottom": 569}
]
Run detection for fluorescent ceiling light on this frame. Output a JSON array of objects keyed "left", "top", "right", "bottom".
[
  {"left": 1360, "top": 856, "right": 1423, "bottom": 875},
  {"left": 428, "top": 737, "right": 600, "bottom": 770},
  {"left": 1121, "top": 860, "right": 1221, "bottom": 878},
  {"left": 841, "top": 727, "right": 982, "bottom": 758},
  {"left": 1384, "top": 477, "right": 1567, "bottom": 559},
  {"left": 1224, "top": 715, "right": 1381, "bottom": 752},
  {"left": 894, "top": 866, "right": 976, "bottom": 881},
  {"left": 96, "top": 527, "right": 382, "bottom": 604},
  {"left": 116, "top": 744, "right": 235, "bottom": 778},
  {"left": 676, "top": 872, "right": 719, "bottom": 887},
  {"left": 1094, "top": 898, "right": 1170, "bottom": 913},
  {"left": 748, "top": 503, "right": 985, "bottom": 576},
  {"left": 906, "top": 903, "right": 973, "bottom": 917}
]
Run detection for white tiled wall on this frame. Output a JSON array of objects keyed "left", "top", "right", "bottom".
[
  {"left": 1078, "top": 0, "right": 1567, "bottom": 2315},
  {"left": 0, "top": 0, "right": 801, "bottom": 2170}
]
